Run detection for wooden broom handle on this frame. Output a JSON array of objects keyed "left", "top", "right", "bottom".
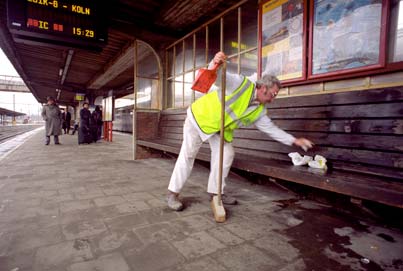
[{"left": 217, "top": 61, "right": 226, "bottom": 204}]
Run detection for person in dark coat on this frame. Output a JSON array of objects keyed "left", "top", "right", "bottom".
[
  {"left": 78, "top": 102, "right": 92, "bottom": 144},
  {"left": 65, "top": 109, "right": 71, "bottom": 134},
  {"left": 91, "top": 105, "right": 103, "bottom": 142},
  {"left": 41, "top": 96, "right": 62, "bottom": 145},
  {"left": 61, "top": 109, "right": 67, "bottom": 134}
]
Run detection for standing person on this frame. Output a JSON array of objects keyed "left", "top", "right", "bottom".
[
  {"left": 166, "top": 51, "right": 314, "bottom": 211},
  {"left": 61, "top": 109, "right": 67, "bottom": 134},
  {"left": 91, "top": 105, "right": 103, "bottom": 142},
  {"left": 41, "top": 96, "right": 62, "bottom": 145},
  {"left": 78, "top": 102, "right": 92, "bottom": 144},
  {"left": 65, "top": 108, "right": 71, "bottom": 134}
]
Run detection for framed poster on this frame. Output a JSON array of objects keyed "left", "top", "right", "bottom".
[
  {"left": 259, "top": 0, "right": 307, "bottom": 82},
  {"left": 102, "top": 96, "right": 114, "bottom": 121},
  {"left": 309, "top": 0, "right": 387, "bottom": 78}
]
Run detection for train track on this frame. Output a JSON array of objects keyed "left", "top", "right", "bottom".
[{"left": 0, "top": 125, "right": 43, "bottom": 143}]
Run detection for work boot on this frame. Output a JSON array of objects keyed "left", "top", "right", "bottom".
[
  {"left": 210, "top": 194, "right": 238, "bottom": 205},
  {"left": 45, "top": 136, "right": 50, "bottom": 145},
  {"left": 167, "top": 193, "right": 184, "bottom": 211}
]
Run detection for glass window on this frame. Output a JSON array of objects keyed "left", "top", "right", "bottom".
[
  {"left": 208, "top": 22, "right": 221, "bottom": 61},
  {"left": 223, "top": 9, "right": 239, "bottom": 55},
  {"left": 389, "top": 0, "right": 403, "bottom": 62},
  {"left": 184, "top": 36, "right": 194, "bottom": 72},
  {"left": 184, "top": 72, "right": 194, "bottom": 107},
  {"left": 311, "top": 0, "right": 382, "bottom": 75},
  {"left": 174, "top": 76, "right": 184, "bottom": 108},
  {"left": 136, "top": 41, "right": 160, "bottom": 109},
  {"left": 167, "top": 49, "right": 174, "bottom": 78},
  {"left": 137, "top": 43, "right": 159, "bottom": 78},
  {"left": 137, "top": 78, "right": 153, "bottom": 108},
  {"left": 195, "top": 28, "right": 207, "bottom": 68},
  {"left": 261, "top": 0, "right": 304, "bottom": 81},
  {"left": 227, "top": 56, "right": 239, "bottom": 74},
  {"left": 175, "top": 43, "right": 183, "bottom": 75},
  {"left": 166, "top": 79, "right": 174, "bottom": 108},
  {"left": 241, "top": 0, "right": 258, "bottom": 51},
  {"left": 240, "top": 50, "right": 257, "bottom": 76}
]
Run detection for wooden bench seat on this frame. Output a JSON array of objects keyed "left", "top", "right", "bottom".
[{"left": 137, "top": 87, "right": 403, "bottom": 208}]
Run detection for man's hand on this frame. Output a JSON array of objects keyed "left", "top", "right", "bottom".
[
  {"left": 293, "top": 138, "right": 314, "bottom": 152},
  {"left": 214, "top": 51, "right": 227, "bottom": 65}
]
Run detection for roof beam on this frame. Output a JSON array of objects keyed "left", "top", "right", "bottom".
[{"left": 87, "top": 41, "right": 134, "bottom": 90}]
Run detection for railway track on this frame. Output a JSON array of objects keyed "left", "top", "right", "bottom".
[{"left": 0, "top": 125, "right": 43, "bottom": 143}]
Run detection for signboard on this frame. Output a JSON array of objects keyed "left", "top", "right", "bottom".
[
  {"left": 7, "top": 0, "right": 108, "bottom": 50},
  {"left": 74, "top": 93, "right": 85, "bottom": 101},
  {"left": 311, "top": 0, "right": 382, "bottom": 76},
  {"left": 260, "top": 0, "right": 305, "bottom": 82},
  {"left": 102, "top": 96, "right": 114, "bottom": 121}
]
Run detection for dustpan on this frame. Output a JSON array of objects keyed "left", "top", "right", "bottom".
[{"left": 191, "top": 63, "right": 220, "bottom": 93}]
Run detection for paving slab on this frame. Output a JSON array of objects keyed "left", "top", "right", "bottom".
[{"left": 0, "top": 130, "right": 402, "bottom": 271}]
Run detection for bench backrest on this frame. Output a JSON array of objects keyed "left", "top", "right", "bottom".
[{"left": 158, "top": 87, "right": 403, "bottom": 181}]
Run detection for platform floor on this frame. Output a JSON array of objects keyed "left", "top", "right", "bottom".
[{"left": 0, "top": 129, "right": 402, "bottom": 271}]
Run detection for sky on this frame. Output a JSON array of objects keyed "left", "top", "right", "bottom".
[{"left": 0, "top": 48, "right": 41, "bottom": 116}]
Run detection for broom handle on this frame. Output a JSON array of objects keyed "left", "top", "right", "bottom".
[{"left": 218, "top": 61, "right": 226, "bottom": 204}]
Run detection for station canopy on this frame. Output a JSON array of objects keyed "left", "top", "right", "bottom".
[
  {"left": 0, "top": 0, "right": 240, "bottom": 105},
  {"left": 0, "top": 106, "right": 25, "bottom": 116}
]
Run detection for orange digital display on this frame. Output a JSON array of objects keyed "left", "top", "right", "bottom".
[{"left": 7, "top": 0, "right": 107, "bottom": 49}]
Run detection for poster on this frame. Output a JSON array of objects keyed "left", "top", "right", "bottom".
[
  {"left": 102, "top": 96, "right": 114, "bottom": 121},
  {"left": 261, "top": 0, "right": 304, "bottom": 81},
  {"left": 312, "top": 0, "right": 382, "bottom": 75}
]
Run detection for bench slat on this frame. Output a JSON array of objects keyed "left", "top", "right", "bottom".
[
  {"left": 269, "top": 102, "right": 403, "bottom": 119},
  {"left": 271, "top": 87, "right": 403, "bottom": 108}
]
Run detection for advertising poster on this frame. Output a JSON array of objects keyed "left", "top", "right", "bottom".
[
  {"left": 312, "top": 0, "right": 382, "bottom": 74},
  {"left": 261, "top": 0, "right": 304, "bottom": 81},
  {"left": 102, "top": 96, "right": 114, "bottom": 121}
]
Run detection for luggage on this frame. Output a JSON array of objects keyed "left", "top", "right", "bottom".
[{"left": 78, "top": 126, "right": 92, "bottom": 144}]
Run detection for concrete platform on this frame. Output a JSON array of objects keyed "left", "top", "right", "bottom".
[{"left": 0, "top": 129, "right": 402, "bottom": 271}]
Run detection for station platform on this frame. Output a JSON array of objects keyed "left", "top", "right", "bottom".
[{"left": 0, "top": 129, "right": 402, "bottom": 271}]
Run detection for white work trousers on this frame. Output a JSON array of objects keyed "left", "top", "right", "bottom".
[{"left": 168, "top": 117, "right": 235, "bottom": 194}]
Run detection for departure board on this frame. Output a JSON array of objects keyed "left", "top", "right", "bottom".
[{"left": 7, "top": 0, "right": 108, "bottom": 50}]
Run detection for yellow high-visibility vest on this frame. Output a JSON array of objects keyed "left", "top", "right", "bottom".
[{"left": 191, "top": 77, "right": 266, "bottom": 142}]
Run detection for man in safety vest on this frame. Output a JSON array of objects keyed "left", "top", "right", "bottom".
[{"left": 167, "top": 51, "right": 313, "bottom": 211}]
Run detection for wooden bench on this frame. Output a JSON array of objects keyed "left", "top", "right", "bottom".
[{"left": 137, "top": 87, "right": 403, "bottom": 208}]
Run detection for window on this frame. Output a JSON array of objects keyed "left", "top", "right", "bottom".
[
  {"left": 116, "top": 41, "right": 161, "bottom": 110},
  {"left": 240, "top": 49, "right": 258, "bottom": 77},
  {"left": 135, "top": 41, "right": 161, "bottom": 109},
  {"left": 241, "top": 0, "right": 258, "bottom": 51},
  {"left": 167, "top": 0, "right": 401, "bottom": 103},
  {"left": 165, "top": 1, "right": 258, "bottom": 109},
  {"left": 389, "top": 0, "right": 403, "bottom": 63},
  {"left": 223, "top": 9, "right": 239, "bottom": 55},
  {"left": 208, "top": 22, "right": 221, "bottom": 61},
  {"left": 195, "top": 29, "right": 207, "bottom": 68}
]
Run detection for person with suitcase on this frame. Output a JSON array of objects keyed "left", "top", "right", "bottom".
[{"left": 78, "top": 102, "right": 93, "bottom": 144}]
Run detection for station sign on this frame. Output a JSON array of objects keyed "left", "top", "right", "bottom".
[
  {"left": 74, "top": 93, "right": 85, "bottom": 101},
  {"left": 7, "top": 0, "right": 108, "bottom": 50}
]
